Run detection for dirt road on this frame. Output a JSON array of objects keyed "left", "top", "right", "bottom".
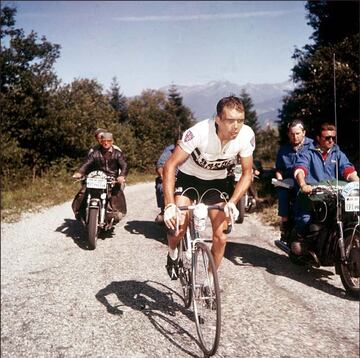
[{"left": 1, "top": 182, "right": 359, "bottom": 357}]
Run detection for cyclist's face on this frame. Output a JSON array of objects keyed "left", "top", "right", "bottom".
[
  {"left": 216, "top": 107, "right": 245, "bottom": 140},
  {"left": 288, "top": 125, "right": 305, "bottom": 146}
]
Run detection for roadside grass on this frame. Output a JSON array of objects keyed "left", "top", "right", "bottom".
[
  {"left": 1, "top": 170, "right": 155, "bottom": 223},
  {"left": 1, "top": 170, "right": 279, "bottom": 227}
]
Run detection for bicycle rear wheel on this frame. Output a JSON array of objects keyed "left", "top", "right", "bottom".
[
  {"left": 178, "top": 230, "right": 192, "bottom": 308},
  {"left": 192, "top": 242, "right": 221, "bottom": 356}
]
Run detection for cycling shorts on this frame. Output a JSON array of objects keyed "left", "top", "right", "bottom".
[{"left": 175, "top": 171, "right": 234, "bottom": 204}]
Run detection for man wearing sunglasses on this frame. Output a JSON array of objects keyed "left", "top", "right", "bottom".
[{"left": 291, "top": 122, "right": 359, "bottom": 257}]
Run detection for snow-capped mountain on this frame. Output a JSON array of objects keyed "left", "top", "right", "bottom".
[{"left": 161, "top": 80, "right": 294, "bottom": 127}]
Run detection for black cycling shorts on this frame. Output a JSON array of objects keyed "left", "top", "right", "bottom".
[{"left": 175, "top": 171, "right": 234, "bottom": 204}]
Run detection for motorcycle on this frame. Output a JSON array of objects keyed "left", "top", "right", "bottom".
[
  {"left": 273, "top": 179, "right": 360, "bottom": 298},
  {"left": 233, "top": 164, "right": 258, "bottom": 224},
  {"left": 80, "top": 170, "right": 124, "bottom": 249}
]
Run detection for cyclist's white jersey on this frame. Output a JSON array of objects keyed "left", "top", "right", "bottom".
[{"left": 179, "top": 118, "right": 255, "bottom": 180}]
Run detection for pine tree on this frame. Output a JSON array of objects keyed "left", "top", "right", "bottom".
[
  {"left": 167, "top": 84, "right": 195, "bottom": 140},
  {"left": 108, "top": 77, "right": 128, "bottom": 123},
  {"left": 239, "top": 89, "right": 260, "bottom": 136},
  {"left": 278, "top": 0, "right": 359, "bottom": 164}
]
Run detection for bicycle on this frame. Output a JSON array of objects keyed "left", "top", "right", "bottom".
[{"left": 175, "top": 187, "right": 233, "bottom": 356}]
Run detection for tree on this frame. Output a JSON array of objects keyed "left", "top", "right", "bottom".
[
  {"left": 53, "top": 78, "right": 118, "bottom": 158},
  {"left": 108, "top": 77, "right": 128, "bottom": 123},
  {"left": 239, "top": 89, "right": 260, "bottom": 137},
  {"left": 278, "top": 1, "right": 359, "bottom": 164},
  {"left": 0, "top": 6, "right": 61, "bottom": 179},
  {"left": 166, "top": 84, "right": 195, "bottom": 140}
]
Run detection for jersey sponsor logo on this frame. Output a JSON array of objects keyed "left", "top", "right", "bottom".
[
  {"left": 191, "top": 148, "right": 236, "bottom": 170},
  {"left": 184, "top": 130, "right": 194, "bottom": 142}
]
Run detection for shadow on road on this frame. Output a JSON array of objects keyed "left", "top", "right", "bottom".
[
  {"left": 124, "top": 220, "right": 167, "bottom": 245},
  {"left": 96, "top": 280, "right": 200, "bottom": 357},
  {"left": 225, "top": 241, "right": 355, "bottom": 300}
]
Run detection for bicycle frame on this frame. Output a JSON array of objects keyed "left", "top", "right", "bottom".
[{"left": 176, "top": 187, "right": 233, "bottom": 356}]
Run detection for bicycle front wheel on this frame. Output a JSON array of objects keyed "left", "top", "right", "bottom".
[
  {"left": 178, "top": 232, "right": 192, "bottom": 308},
  {"left": 192, "top": 242, "right": 221, "bottom": 356}
]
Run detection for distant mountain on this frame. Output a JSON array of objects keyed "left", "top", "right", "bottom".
[{"left": 160, "top": 80, "right": 294, "bottom": 128}]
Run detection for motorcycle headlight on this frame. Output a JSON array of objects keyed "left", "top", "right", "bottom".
[{"left": 100, "top": 193, "right": 107, "bottom": 199}]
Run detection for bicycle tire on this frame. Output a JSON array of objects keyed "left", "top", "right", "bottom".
[
  {"left": 87, "top": 207, "right": 98, "bottom": 250},
  {"left": 192, "top": 242, "right": 221, "bottom": 356},
  {"left": 178, "top": 231, "right": 192, "bottom": 308}
]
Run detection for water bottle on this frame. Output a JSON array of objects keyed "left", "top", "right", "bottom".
[{"left": 193, "top": 203, "right": 207, "bottom": 231}]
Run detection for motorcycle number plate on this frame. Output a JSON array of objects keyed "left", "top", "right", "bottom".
[
  {"left": 86, "top": 177, "right": 107, "bottom": 189},
  {"left": 345, "top": 197, "right": 359, "bottom": 212}
]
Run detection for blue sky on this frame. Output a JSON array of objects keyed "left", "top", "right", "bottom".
[{"left": 8, "top": 1, "right": 313, "bottom": 96}]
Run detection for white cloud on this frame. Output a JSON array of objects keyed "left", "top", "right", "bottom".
[{"left": 112, "top": 10, "right": 300, "bottom": 22}]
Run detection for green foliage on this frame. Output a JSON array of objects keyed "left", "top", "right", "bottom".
[
  {"left": 1, "top": 5, "right": 61, "bottom": 178},
  {"left": 278, "top": 1, "right": 359, "bottom": 165},
  {"left": 239, "top": 89, "right": 260, "bottom": 136},
  {"left": 256, "top": 126, "right": 279, "bottom": 166},
  {"left": 53, "top": 78, "right": 117, "bottom": 159},
  {"left": 166, "top": 84, "right": 195, "bottom": 137},
  {"left": 107, "top": 76, "right": 128, "bottom": 123}
]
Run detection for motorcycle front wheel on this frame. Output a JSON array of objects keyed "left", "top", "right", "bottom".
[
  {"left": 337, "top": 227, "right": 360, "bottom": 298},
  {"left": 87, "top": 207, "right": 99, "bottom": 250}
]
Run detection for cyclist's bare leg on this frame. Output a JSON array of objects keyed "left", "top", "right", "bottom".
[
  {"left": 167, "top": 195, "right": 191, "bottom": 252},
  {"left": 208, "top": 208, "right": 228, "bottom": 270}
]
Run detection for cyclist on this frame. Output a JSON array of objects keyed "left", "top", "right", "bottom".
[{"left": 163, "top": 96, "right": 255, "bottom": 280}]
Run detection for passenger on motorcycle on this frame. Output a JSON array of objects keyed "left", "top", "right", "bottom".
[
  {"left": 88, "top": 128, "right": 122, "bottom": 156},
  {"left": 154, "top": 140, "right": 181, "bottom": 224},
  {"left": 72, "top": 132, "right": 128, "bottom": 222},
  {"left": 163, "top": 96, "right": 255, "bottom": 280},
  {"left": 275, "top": 120, "right": 312, "bottom": 241},
  {"left": 292, "top": 122, "right": 359, "bottom": 256}
]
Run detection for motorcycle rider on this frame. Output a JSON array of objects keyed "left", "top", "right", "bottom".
[
  {"left": 72, "top": 132, "right": 128, "bottom": 222},
  {"left": 275, "top": 120, "right": 312, "bottom": 241},
  {"left": 292, "top": 122, "right": 359, "bottom": 256},
  {"left": 88, "top": 128, "right": 121, "bottom": 156}
]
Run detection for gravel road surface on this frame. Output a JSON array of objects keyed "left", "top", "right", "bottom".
[{"left": 1, "top": 182, "right": 359, "bottom": 357}]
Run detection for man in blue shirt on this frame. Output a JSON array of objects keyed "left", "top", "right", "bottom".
[
  {"left": 275, "top": 120, "right": 312, "bottom": 241},
  {"left": 154, "top": 141, "right": 179, "bottom": 223},
  {"left": 291, "top": 122, "right": 359, "bottom": 256}
]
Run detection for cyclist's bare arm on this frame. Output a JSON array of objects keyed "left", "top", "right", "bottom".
[
  {"left": 231, "top": 156, "right": 253, "bottom": 204},
  {"left": 163, "top": 145, "right": 190, "bottom": 228}
]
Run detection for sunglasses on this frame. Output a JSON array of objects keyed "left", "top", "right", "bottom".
[{"left": 322, "top": 136, "right": 336, "bottom": 141}]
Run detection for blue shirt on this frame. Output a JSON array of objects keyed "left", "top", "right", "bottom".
[
  {"left": 276, "top": 137, "right": 312, "bottom": 179},
  {"left": 156, "top": 144, "right": 175, "bottom": 169},
  {"left": 294, "top": 140, "right": 354, "bottom": 184}
]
